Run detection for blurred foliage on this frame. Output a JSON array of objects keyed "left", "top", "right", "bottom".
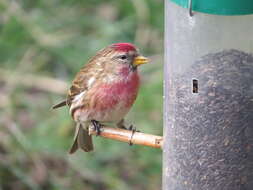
[{"left": 0, "top": 0, "right": 163, "bottom": 189}]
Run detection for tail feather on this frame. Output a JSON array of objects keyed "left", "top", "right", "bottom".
[
  {"left": 52, "top": 100, "right": 67, "bottom": 109},
  {"left": 69, "top": 123, "right": 93, "bottom": 154}
]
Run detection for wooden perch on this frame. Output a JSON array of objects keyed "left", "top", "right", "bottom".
[{"left": 88, "top": 126, "right": 163, "bottom": 149}]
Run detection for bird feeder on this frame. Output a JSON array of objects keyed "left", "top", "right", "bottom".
[{"left": 164, "top": 0, "right": 253, "bottom": 190}]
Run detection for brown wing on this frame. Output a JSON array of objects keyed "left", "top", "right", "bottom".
[
  {"left": 67, "top": 47, "right": 114, "bottom": 106},
  {"left": 67, "top": 66, "right": 93, "bottom": 105},
  {"left": 52, "top": 46, "right": 114, "bottom": 109},
  {"left": 52, "top": 69, "right": 92, "bottom": 109}
]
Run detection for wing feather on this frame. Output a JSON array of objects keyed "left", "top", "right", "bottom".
[{"left": 67, "top": 47, "right": 114, "bottom": 107}]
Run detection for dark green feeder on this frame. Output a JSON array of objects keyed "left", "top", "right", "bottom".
[{"left": 164, "top": 0, "right": 253, "bottom": 190}]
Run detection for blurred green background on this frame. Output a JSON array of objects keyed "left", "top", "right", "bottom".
[{"left": 0, "top": 0, "right": 163, "bottom": 189}]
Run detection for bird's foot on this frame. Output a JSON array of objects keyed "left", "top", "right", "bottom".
[
  {"left": 128, "top": 125, "right": 139, "bottom": 146},
  {"left": 118, "top": 125, "right": 128, "bottom": 130},
  {"left": 91, "top": 120, "right": 102, "bottom": 136},
  {"left": 128, "top": 125, "right": 140, "bottom": 132},
  {"left": 116, "top": 121, "right": 139, "bottom": 146}
]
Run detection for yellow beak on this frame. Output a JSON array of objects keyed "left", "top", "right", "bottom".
[{"left": 133, "top": 56, "right": 149, "bottom": 67}]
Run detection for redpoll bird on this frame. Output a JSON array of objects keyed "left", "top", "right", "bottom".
[{"left": 53, "top": 43, "right": 148, "bottom": 153}]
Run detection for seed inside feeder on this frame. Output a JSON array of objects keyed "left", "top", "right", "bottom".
[{"left": 168, "top": 49, "right": 253, "bottom": 190}]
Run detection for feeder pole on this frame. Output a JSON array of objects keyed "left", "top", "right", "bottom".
[{"left": 164, "top": 0, "right": 253, "bottom": 190}]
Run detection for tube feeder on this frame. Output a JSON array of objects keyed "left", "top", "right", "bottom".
[{"left": 164, "top": 0, "right": 253, "bottom": 189}]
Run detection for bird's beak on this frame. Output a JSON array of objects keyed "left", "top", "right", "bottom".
[{"left": 133, "top": 56, "right": 149, "bottom": 67}]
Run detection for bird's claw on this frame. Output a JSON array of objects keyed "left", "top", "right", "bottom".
[
  {"left": 128, "top": 125, "right": 133, "bottom": 131},
  {"left": 128, "top": 125, "right": 138, "bottom": 146},
  {"left": 128, "top": 125, "right": 140, "bottom": 133},
  {"left": 91, "top": 120, "right": 102, "bottom": 136}
]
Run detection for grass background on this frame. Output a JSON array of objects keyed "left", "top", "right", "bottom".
[{"left": 0, "top": 0, "right": 163, "bottom": 189}]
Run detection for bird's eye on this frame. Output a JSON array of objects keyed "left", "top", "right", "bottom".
[{"left": 119, "top": 55, "right": 127, "bottom": 60}]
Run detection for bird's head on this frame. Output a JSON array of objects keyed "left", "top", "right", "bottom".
[
  {"left": 109, "top": 43, "right": 148, "bottom": 72},
  {"left": 90, "top": 43, "right": 148, "bottom": 78}
]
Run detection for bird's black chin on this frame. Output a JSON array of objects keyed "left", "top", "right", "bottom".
[{"left": 130, "top": 64, "right": 137, "bottom": 72}]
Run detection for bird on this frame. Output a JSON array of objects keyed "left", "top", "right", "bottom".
[{"left": 52, "top": 43, "right": 148, "bottom": 153}]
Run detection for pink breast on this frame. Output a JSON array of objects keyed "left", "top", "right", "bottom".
[{"left": 92, "top": 72, "right": 140, "bottom": 111}]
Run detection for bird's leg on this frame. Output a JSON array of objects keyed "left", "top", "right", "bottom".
[
  {"left": 117, "top": 119, "right": 140, "bottom": 131},
  {"left": 128, "top": 125, "right": 134, "bottom": 131},
  {"left": 129, "top": 126, "right": 136, "bottom": 146},
  {"left": 128, "top": 124, "right": 140, "bottom": 132},
  {"left": 91, "top": 120, "right": 102, "bottom": 135},
  {"left": 128, "top": 124, "right": 142, "bottom": 146},
  {"left": 116, "top": 119, "right": 127, "bottom": 129},
  {"left": 116, "top": 119, "right": 140, "bottom": 145}
]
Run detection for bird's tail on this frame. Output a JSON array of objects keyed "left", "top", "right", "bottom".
[
  {"left": 52, "top": 100, "right": 67, "bottom": 109},
  {"left": 69, "top": 123, "right": 94, "bottom": 153}
]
